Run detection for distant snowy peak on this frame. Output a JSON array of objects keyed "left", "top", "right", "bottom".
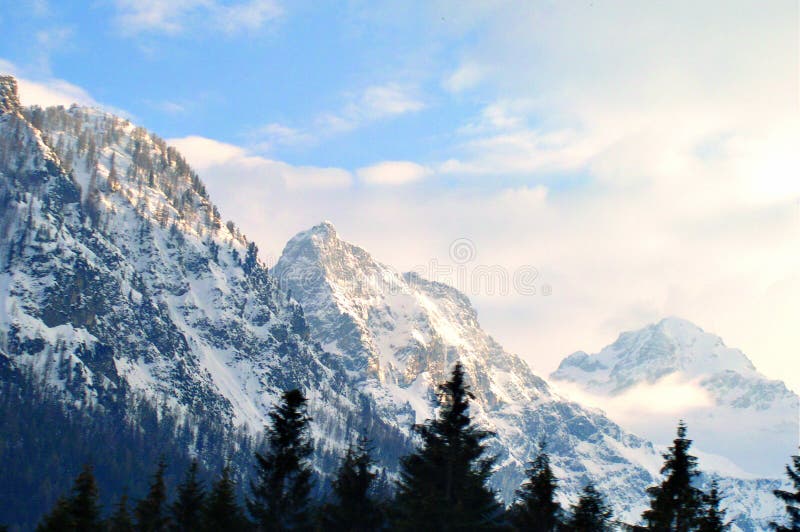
[{"left": 551, "top": 317, "right": 793, "bottom": 408}]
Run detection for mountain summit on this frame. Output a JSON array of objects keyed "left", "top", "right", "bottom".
[{"left": 551, "top": 317, "right": 799, "bottom": 477}]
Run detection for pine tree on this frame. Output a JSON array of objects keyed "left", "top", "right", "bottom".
[
  {"left": 697, "top": 480, "right": 729, "bottom": 532},
  {"left": 642, "top": 421, "right": 703, "bottom": 531},
  {"left": 170, "top": 459, "right": 206, "bottom": 532},
  {"left": 108, "top": 493, "right": 135, "bottom": 532},
  {"left": 324, "top": 436, "right": 383, "bottom": 531},
  {"left": 136, "top": 459, "right": 171, "bottom": 532},
  {"left": 204, "top": 466, "right": 249, "bottom": 531},
  {"left": 248, "top": 388, "right": 315, "bottom": 531},
  {"left": 510, "top": 440, "right": 562, "bottom": 531},
  {"left": 564, "top": 482, "right": 613, "bottom": 532},
  {"left": 70, "top": 464, "right": 102, "bottom": 531},
  {"left": 771, "top": 453, "right": 800, "bottom": 531},
  {"left": 392, "top": 363, "right": 503, "bottom": 531},
  {"left": 36, "top": 497, "right": 74, "bottom": 532}
]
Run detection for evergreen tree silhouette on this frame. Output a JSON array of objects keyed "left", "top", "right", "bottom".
[
  {"left": 642, "top": 421, "right": 703, "bottom": 531},
  {"left": 324, "top": 436, "right": 383, "bottom": 531},
  {"left": 771, "top": 453, "right": 800, "bottom": 531},
  {"left": 564, "top": 482, "right": 613, "bottom": 531},
  {"left": 697, "top": 480, "right": 729, "bottom": 532},
  {"left": 70, "top": 464, "right": 103, "bottom": 531},
  {"left": 170, "top": 459, "right": 206, "bottom": 532},
  {"left": 36, "top": 464, "right": 103, "bottom": 532},
  {"left": 393, "top": 362, "right": 503, "bottom": 531},
  {"left": 36, "top": 497, "right": 74, "bottom": 532},
  {"left": 108, "top": 493, "right": 135, "bottom": 532},
  {"left": 204, "top": 465, "right": 249, "bottom": 531},
  {"left": 136, "top": 459, "right": 171, "bottom": 532},
  {"left": 248, "top": 388, "right": 314, "bottom": 531},
  {"left": 510, "top": 440, "right": 562, "bottom": 531}
]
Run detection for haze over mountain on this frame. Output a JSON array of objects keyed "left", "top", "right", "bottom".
[{"left": 551, "top": 317, "right": 799, "bottom": 478}]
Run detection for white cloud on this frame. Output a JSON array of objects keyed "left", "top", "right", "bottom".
[
  {"left": 316, "top": 83, "right": 424, "bottom": 134},
  {"left": 0, "top": 59, "right": 101, "bottom": 109},
  {"left": 215, "top": 0, "right": 282, "bottom": 33},
  {"left": 357, "top": 161, "right": 431, "bottom": 186},
  {"left": 167, "top": 135, "right": 245, "bottom": 167},
  {"left": 249, "top": 82, "right": 425, "bottom": 149},
  {"left": 112, "top": 0, "right": 281, "bottom": 36},
  {"left": 358, "top": 84, "right": 424, "bottom": 117},
  {"left": 248, "top": 122, "right": 314, "bottom": 151},
  {"left": 168, "top": 135, "right": 352, "bottom": 191},
  {"left": 556, "top": 374, "right": 715, "bottom": 418},
  {"left": 443, "top": 62, "right": 484, "bottom": 93}
]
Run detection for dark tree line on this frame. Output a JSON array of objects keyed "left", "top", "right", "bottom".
[{"left": 14, "top": 363, "right": 800, "bottom": 531}]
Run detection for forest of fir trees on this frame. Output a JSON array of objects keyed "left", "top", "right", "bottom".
[{"left": 8, "top": 363, "right": 800, "bottom": 532}]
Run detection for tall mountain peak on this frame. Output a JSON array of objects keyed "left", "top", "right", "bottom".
[
  {"left": 0, "top": 75, "right": 20, "bottom": 115},
  {"left": 554, "top": 317, "right": 758, "bottom": 388},
  {"left": 551, "top": 317, "right": 798, "bottom": 477},
  {"left": 291, "top": 220, "right": 339, "bottom": 243}
]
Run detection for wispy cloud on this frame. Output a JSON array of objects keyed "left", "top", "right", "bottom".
[
  {"left": 249, "top": 82, "right": 424, "bottom": 151},
  {"left": 357, "top": 161, "right": 431, "bottom": 186},
  {"left": 247, "top": 122, "right": 315, "bottom": 152},
  {"left": 318, "top": 83, "right": 424, "bottom": 134},
  {"left": 442, "top": 62, "right": 484, "bottom": 93},
  {"left": 111, "top": 0, "right": 282, "bottom": 36}
]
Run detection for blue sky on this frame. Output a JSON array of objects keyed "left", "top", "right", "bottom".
[
  {"left": 1, "top": 1, "right": 488, "bottom": 172},
  {"left": 1, "top": 0, "right": 799, "bottom": 393}
]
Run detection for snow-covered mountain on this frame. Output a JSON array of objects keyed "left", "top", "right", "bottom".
[
  {"left": 0, "top": 75, "right": 787, "bottom": 529},
  {"left": 271, "top": 223, "right": 786, "bottom": 527},
  {"left": 0, "top": 75, "right": 408, "bottom": 477},
  {"left": 551, "top": 317, "right": 799, "bottom": 478}
]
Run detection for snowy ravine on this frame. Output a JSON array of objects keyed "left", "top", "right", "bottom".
[
  {"left": 271, "top": 222, "right": 786, "bottom": 528},
  {"left": 0, "top": 76, "right": 786, "bottom": 529},
  {"left": 551, "top": 317, "right": 799, "bottom": 479}
]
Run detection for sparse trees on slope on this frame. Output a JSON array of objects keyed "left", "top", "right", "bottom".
[
  {"left": 642, "top": 421, "right": 703, "bottom": 531},
  {"left": 248, "top": 388, "right": 315, "bottom": 531},
  {"left": 393, "top": 362, "right": 504, "bottom": 531},
  {"left": 170, "top": 459, "right": 206, "bottom": 532},
  {"left": 771, "top": 453, "right": 800, "bottom": 531},
  {"left": 136, "top": 459, "right": 171, "bottom": 532},
  {"left": 564, "top": 482, "right": 613, "bottom": 532},
  {"left": 324, "top": 436, "right": 384, "bottom": 531},
  {"left": 697, "top": 480, "right": 729, "bottom": 532},
  {"left": 510, "top": 441, "right": 562, "bottom": 531},
  {"left": 204, "top": 465, "right": 249, "bottom": 531}
]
